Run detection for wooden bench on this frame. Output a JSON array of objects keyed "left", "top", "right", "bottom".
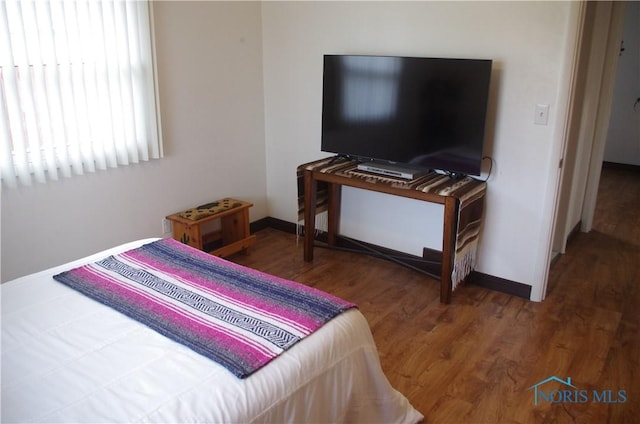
[{"left": 166, "top": 198, "right": 256, "bottom": 257}]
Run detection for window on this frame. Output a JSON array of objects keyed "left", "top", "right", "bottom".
[{"left": 0, "top": 0, "right": 162, "bottom": 187}]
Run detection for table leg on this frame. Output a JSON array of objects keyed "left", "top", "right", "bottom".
[
  {"left": 441, "top": 196, "right": 459, "bottom": 304},
  {"left": 327, "top": 183, "right": 341, "bottom": 246},
  {"left": 304, "top": 170, "right": 316, "bottom": 262}
]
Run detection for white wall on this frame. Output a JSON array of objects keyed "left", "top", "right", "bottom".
[
  {"left": 1, "top": 2, "right": 267, "bottom": 282},
  {"left": 2, "top": 1, "right": 584, "bottom": 302},
  {"left": 262, "top": 1, "right": 580, "bottom": 300}
]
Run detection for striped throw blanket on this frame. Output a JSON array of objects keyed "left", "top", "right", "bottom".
[
  {"left": 53, "top": 238, "right": 356, "bottom": 378},
  {"left": 297, "top": 156, "right": 486, "bottom": 291}
]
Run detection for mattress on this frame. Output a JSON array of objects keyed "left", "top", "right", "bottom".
[{"left": 1, "top": 238, "right": 423, "bottom": 423}]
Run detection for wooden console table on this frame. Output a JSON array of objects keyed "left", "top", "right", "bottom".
[
  {"left": 166, "top": 198, "right": 256, "bottom": 258},
  {"left": 300, "top": 157, "right": 486, "bottom": 304}
]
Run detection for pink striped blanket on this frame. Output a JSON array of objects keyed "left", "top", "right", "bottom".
[{"left": 53, "top": 238, "right": 356, "bottom": 378}]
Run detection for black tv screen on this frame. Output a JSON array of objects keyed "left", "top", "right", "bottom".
[{"left": 321, "top": 55, "right": 492, "bottom": 176}]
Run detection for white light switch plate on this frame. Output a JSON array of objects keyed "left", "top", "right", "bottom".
[{"left": 534, "top": 104, "right": 549, "bottom": 125}]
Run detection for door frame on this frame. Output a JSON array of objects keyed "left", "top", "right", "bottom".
[{"left": 543, "top": 1, "right": 627, "bottom": 300}]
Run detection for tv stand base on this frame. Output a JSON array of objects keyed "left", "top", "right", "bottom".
[{"left": 300, "top": 156, "right": 487, "bottom": 304}]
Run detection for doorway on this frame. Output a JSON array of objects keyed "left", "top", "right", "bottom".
[{"left": 546, "top": 1, "right": 627, "bottom": 298}]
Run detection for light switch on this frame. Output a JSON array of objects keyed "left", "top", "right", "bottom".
[{"left": 534, "top": 104, "right": 549, "bottom": 125}]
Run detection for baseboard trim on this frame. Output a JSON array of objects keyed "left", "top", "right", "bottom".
[
  {"left": 254, "top": 217, "right": 532, "bottom": 300},
  {"left": 602, "top": 161, "right": 640, "bottom": 172},
  {"left": 251, "top": 217, "right": 295, "bottom": 234},
  {"left": 567, "top": 220, "right": 582, "bottom": 245},
  {"left": 468, "top": 272, "right": 532, "bottom": 299}
]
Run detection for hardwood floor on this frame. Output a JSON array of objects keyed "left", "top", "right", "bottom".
[{"left": 232, "top": 166, "right": 639, "bottom": 423}]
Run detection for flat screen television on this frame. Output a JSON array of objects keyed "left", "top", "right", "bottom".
[{"left": 321, "top": 54, "right": 492, "bottom": 177}]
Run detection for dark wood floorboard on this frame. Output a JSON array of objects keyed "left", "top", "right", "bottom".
[{"left": 231, "top": 166, "right": 640, "bottom": 423}]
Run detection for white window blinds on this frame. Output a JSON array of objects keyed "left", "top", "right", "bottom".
[{"left": 0, "top": 0, "right": 162, "bottom": 187}]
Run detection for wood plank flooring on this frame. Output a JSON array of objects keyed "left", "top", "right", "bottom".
[{"left": 232, "top": 166, "right": 639, "bottom": 423}]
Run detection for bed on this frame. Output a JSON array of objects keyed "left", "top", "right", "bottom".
[{"left": 1, "top": 238, "right": 423, "bottom": 423}]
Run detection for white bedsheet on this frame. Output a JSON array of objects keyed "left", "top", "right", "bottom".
[{"left": 1, "top": 239, "right": 423, "bottom": 423}]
